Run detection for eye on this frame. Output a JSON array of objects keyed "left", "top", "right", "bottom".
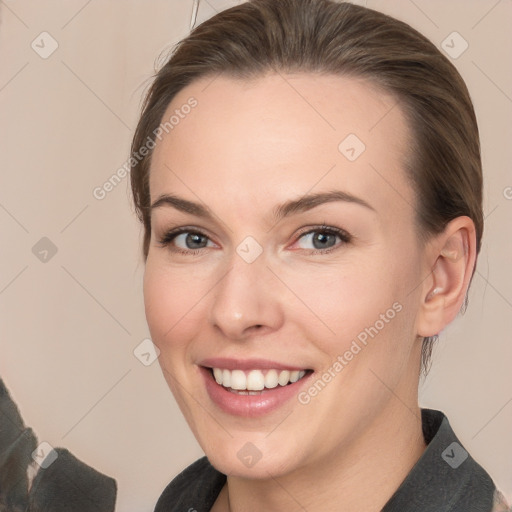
[
  {"left": 157, "top": 224, "right": 352, "bottom": 257},
  {"left": 157, "top": 228, "right": 215, "bottom": 255},
  {"left": 292, "top": 225, "right": 351, "bottom": 254}
]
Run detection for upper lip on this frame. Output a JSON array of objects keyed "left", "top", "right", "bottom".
[{"left": 198, "top": 357, "right": 311, "bottom": 371}]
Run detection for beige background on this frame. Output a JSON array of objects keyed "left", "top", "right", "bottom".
[{"left": 0, "top": 1, "right": 511, "bottom": 510}]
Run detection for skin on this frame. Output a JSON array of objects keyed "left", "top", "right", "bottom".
[{"left": 143, "top": 72, "right": 476, "bottom": 511}]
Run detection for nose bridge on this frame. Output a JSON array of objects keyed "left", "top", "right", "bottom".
[{"left": 209, "top": 247, "right": 283, "bottom": 339}]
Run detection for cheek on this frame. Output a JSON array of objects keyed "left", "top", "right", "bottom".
[
  {"left": 285, "top": 251, "right": 417, "bottom": 360},
  {"left": 142, "top": 261, "right": 204, "bottom": 356},
  {"left": 287, "top": 262, "right": 393, "bottom": 332}
]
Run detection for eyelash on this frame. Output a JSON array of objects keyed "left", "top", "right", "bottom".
[{"left": 157, "top": 224, "right": 352, "bottom": 257}]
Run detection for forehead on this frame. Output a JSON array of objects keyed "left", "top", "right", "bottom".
[{"left": 149, "top": 72, "right": 414, "bottom": 221}]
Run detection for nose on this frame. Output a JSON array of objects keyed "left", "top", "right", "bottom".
[{"left": 209, "top": 251, "right": 284, "bottom": 340}]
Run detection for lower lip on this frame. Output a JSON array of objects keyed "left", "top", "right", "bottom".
[{"left": 199, "top": 366, "right": 314, "bottom": 418}]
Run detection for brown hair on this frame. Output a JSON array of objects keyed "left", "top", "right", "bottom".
[{"left": 130, "top": 0, "right": 483, "bottom": 376}]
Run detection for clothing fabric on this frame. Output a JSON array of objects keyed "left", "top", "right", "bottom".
[
  {"left": 0, "top": 377, "right": 117, "bottom": 512},
  {"left": 154, "top": 408, "right": 510, "bottom": 512}
]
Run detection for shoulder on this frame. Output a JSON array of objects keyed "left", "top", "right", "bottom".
[
  {"left": 383, "top": 408, "right": 508, "bottom": 512},
  {"left": 154, "top": 456, "right": 226, "bottom": 512}
]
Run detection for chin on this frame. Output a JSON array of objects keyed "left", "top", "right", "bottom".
[
  {"left": 211, "top": 454, "right": 289, "bottom": 480},
  {"left": 205, "top": 438, "right": 300, "bottom": 480}
]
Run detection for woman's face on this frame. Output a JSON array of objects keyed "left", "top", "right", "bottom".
[{"left": 144, "top": 72, "right": 429, "bottom": 478}]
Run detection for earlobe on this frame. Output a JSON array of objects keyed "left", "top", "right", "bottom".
[{"left": 417, "top": 217, "right": 477, "bottom": 338}]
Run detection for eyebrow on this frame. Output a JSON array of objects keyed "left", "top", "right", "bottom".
[{"left": 150, "top": 190, "right": 375, "bottom": 223}]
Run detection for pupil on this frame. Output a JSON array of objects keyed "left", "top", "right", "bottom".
[
  {"left": 313, "top": 232, "right": 334, "bottom": 249},
  {"left": 187, "top": 233, "right": 206, "bottom": 249}
]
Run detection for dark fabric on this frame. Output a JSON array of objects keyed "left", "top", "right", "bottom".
[
  {"left": 27, "top": 448, "right": 116, "bottom": 512},
  {"left": 381, "top": 409, "right": 495, "bottom": 512},
  {"left": 0, "top": 377, "right": 117, "bottom": 512},
  {"left": 154, "top": 408, "right": 502, "bottom": 512},
  {"left": 154, "top": 457, "right": 226, "bottom": 512},
  {"left": 1, "top": 378, "right": 38, "bottom": 512}
]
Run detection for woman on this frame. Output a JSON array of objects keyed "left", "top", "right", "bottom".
[{"left": 129, "top": 1, "right": 510, "bottom": 510}]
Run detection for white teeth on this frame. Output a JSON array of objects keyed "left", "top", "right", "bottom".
[
  {"left": 222, "top": 369, "right": 231, "bottom": 388},
  {"left": 246, "top": 370, "right": 265, "bottom": 391},
  {"left": 278, "top": 370, "right": 290, "bottom": 386},
  {"left": 264, "top": 370, "right": 279, "bottom": 389},
  {"left": 230, "top": 370, "right": 246, "bottom": 390},
  {"left": 213, "top": 368, "right": 223, "bottom": 385},
  {"left": 210, "top": 368, "right": 307, "bottom": 391},
  {"left": 289, "top": 370, "right": 300, "bottom": 383}
]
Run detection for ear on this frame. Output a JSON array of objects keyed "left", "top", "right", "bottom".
[{"left": 416, "top": 216, "right": 477, "bottom": 338}]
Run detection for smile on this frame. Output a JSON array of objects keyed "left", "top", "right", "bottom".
[
  {"left": 211, "top": 368, "right": 308, "bottom": 393},
  {"left": 200, "top": 366, "right": 314, "bottom": 417}
]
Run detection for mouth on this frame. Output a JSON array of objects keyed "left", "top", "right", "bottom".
[
  {"left": 206, "top": 366, "right": 313, "bottom": 394},
  {"left": 199, "top": 365, "right": 314, "bottom": 417}
]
